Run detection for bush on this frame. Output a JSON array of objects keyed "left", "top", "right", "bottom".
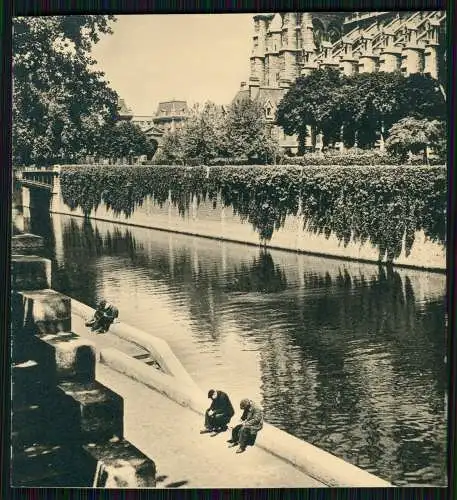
[{"left": 60, "top": 164, "right": 446, "bottom": 262}]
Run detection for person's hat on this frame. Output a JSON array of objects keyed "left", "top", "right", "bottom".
[{"left": 240, "top": 398, "right": 250, "bottom": 409}]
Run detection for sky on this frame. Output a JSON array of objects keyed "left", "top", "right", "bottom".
[{"left": 91, "top": 14, "right": 254, "bottom": 116}]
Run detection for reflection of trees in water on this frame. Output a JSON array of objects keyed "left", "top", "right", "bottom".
[
  {"left": 225, "top": 251, "right": 288, "bottom": 294},
  {"left": 248, "top": 265, "right": 445, "bottom": 484},
  {"left": 48, "top": 217, "right": 445, "bottom": 484}
]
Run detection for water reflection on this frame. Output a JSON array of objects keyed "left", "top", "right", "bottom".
[{"left": 21, "top": 209, "right": 447, "bottom": 486}]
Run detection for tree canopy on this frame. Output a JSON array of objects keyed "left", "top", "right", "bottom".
[
  {"left": 276, "top": 68, "right": 446, "bottom": 150},
  {"left": 13, "top": 16, "right": 118, "bottom": 165},
  {"left": 96, "top": 121, "right": 157, "bottom": 164},
  {"left": 155, "top": 99, "right": 279, "bottom": 165}
]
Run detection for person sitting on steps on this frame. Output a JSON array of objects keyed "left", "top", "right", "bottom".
[
  {"left": 85, "top": 299, "right": 119, "bottom": 334},
  {"left": 200, "top": 389, "right": 235, "bottom": 434},
  {"left": 227, "top": 398, "right": 264, "bottom": 453}
]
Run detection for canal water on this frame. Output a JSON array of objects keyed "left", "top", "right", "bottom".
[{"left": 17, "top": 206, "right": 447, "bottom": 486}]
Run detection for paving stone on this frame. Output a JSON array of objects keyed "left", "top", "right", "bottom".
[
  {"left": 82, "top": 438, "right": 156, "bottom": 488},
  {"left": 11, "top": 256, "right": 51, "bottom": 291}
]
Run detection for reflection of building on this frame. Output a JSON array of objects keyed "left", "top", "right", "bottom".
[{"left": 236, "top": 11, "right": 446, "bottom": 154}]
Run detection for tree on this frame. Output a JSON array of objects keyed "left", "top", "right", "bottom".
[
  {"left": 399, "top": 73, "right": 446, "bottom": 121},
  {"left": 225, "top": 98, "right": 279, "bottom": 163},
  {"left": 180, "top": 102, "right": 228, "bottom": 163},
  {"left": 385, "top": 117, "right": 444, "bottom": 162},
  {"left": 153, "top": 130, "right": 185, "bottom": 165},
  {"left": 13, "top": 16, "right": 118, "bottom": 165},
  {"left": 97, "top": 121, "right": 156, "bottom": 164},
  {"left": 276, "top": 68, "right": 347, "bottom": 152},
  {"left": 340, "top": 71, "right": 409, "bottom": 148}
]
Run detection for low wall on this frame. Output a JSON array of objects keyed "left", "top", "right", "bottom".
[{"left": 50, "top": 190, "right": 445, "bottom": 271}]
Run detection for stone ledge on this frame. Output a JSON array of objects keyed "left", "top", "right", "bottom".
[
  {"left": 11, "top": 256, "right": 52, "bottom": 291},
  {"left": 82, "top": 438, "right": 156, "bottom": 488},
  {"left": 53, "top": 380, "right": 124, "bottom": 444},
  {"left": 33, "top": 331, "right": 96, "bottom": 384},
  {"left": 11, "top": 234, "right": 44, "bottom": 254}
]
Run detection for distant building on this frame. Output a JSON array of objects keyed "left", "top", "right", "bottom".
[
  {"left": 152, "top": 100, "right": 189, "bottom": 134},
  {"left": 236, "top": 11, "right": 446, "bottom": 154}
]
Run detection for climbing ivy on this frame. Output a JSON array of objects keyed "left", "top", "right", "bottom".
[{"left": 60, "top": 164, "right": 446, "bottom": 262}]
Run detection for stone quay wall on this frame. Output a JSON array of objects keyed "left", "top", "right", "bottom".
[{"left": 48, "top": 190, "right": 445, "bottom": 272}]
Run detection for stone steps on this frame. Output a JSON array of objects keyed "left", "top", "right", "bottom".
[{"left": 11, "top": 254, "right": 157, "bottom": 487}]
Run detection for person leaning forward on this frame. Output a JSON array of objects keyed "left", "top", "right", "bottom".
[
  {"left": 228, "top": 398, "right": 264, "bottom": 453},
  {"left": 200, "top": 389, "right": 235, "bottom": 434}
]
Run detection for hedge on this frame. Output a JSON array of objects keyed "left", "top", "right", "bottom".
[{"left": 60, "top": 164, "right": 447, "bottom": 262}]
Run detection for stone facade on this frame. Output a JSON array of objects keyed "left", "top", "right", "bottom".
[{"left": 236, "top": 11, "right": 446, "bottom": 154}]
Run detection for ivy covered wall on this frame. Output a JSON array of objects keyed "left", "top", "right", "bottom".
[{"left": 60, "top": 165, "right": 446, "bottom": 263}]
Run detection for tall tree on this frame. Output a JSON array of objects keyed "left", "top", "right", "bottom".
[
  {"left": 181, "top": 102, "right": 228, "bottom": 163},
  {"left": 97, "top": 121, "right": 156, "bottom": 164},
  {"left": 153, "top": 130, "right": 185, "bottom": 165},
  {"left": 13, "top": 16, "right": 118, "bottom": 165},
  {"left": 225, "top": 98, "right": 278, "bottom": 163},
  {"left": 276, "top": 68, "right": 346, "bottom": 151}
]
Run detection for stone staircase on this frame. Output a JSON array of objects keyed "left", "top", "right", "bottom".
[{"left": 11, "top": 245, "right": 157, "bottom": 487}]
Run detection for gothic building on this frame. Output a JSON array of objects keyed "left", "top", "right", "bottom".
[{"left": 234, "top": 11, "right": 446, "bottom": 153}]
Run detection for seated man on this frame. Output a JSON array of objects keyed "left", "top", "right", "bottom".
[
  {"left": 228, "top": 398, "right": 264, "bottom": 453},
  {"left": 85, "top": 300, "right": 107, "bottom": 331},
  {"left": 85, "top": 300, "right": 118, "bottom": 334},
  {"left": 95, "top": 301, "right": 119, "bottom": 333},
  {"left": 200, "top": 389, "right": 235, "bottom": 434}
]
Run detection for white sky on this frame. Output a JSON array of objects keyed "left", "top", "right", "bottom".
[{"left": 91, "top": 14, "right": 254, "bottom": 115}]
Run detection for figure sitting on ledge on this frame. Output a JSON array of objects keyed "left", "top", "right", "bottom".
[
  {"left": 227, "top": 398, "right": 264, "bottom": 453},
  {"left": 200, "top": 389, "right": 235, "bottom": 434},
  {"left": 85, "top": 299, "right": 119, "bottom": 334}
]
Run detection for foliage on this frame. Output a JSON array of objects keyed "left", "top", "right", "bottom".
[
  {"left": 277, "top": 69, "right": 447, "bottom": 150},
  {"left": 153, "top": 130, "right": 185, "bottom": 165},
  {"left": 96, "top": 121, "right": 156, "bottom": 163},
  {"left": 385, "top": 117, "right": 445, "bottom": 161},
  {"left": 180, "top": 102, "right": 228, "bottom": 163},
  {"left": 225, "top": 98, "right": 279, "bottom": 162},
  {"left": 153, "top": 99, "right": 278, "bottom": 165},
  {"left": 13, "top": 16, "right": 118, "bottom": 166},
  {"left": 60, "top": 164, "right": 446, "bottom": 261},
  {"left": 276, "top": 68, "right": 346, "bottom": 151}
]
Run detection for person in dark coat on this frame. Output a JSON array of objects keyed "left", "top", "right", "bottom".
[
  {"left": 85, "top": 300, "right": 119, "bottom": 334},
  {"left": 85, "top": 300, "right": 107, "bottom": 331},
  {"left": 228, "top": 398, "right": 264, "bottom": 453},
  {"left": 95, "top": 301, "right": 119, "bottom": 333},
  {"left": 200, "top": 389, "right": 235, "bottom": 434}
]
